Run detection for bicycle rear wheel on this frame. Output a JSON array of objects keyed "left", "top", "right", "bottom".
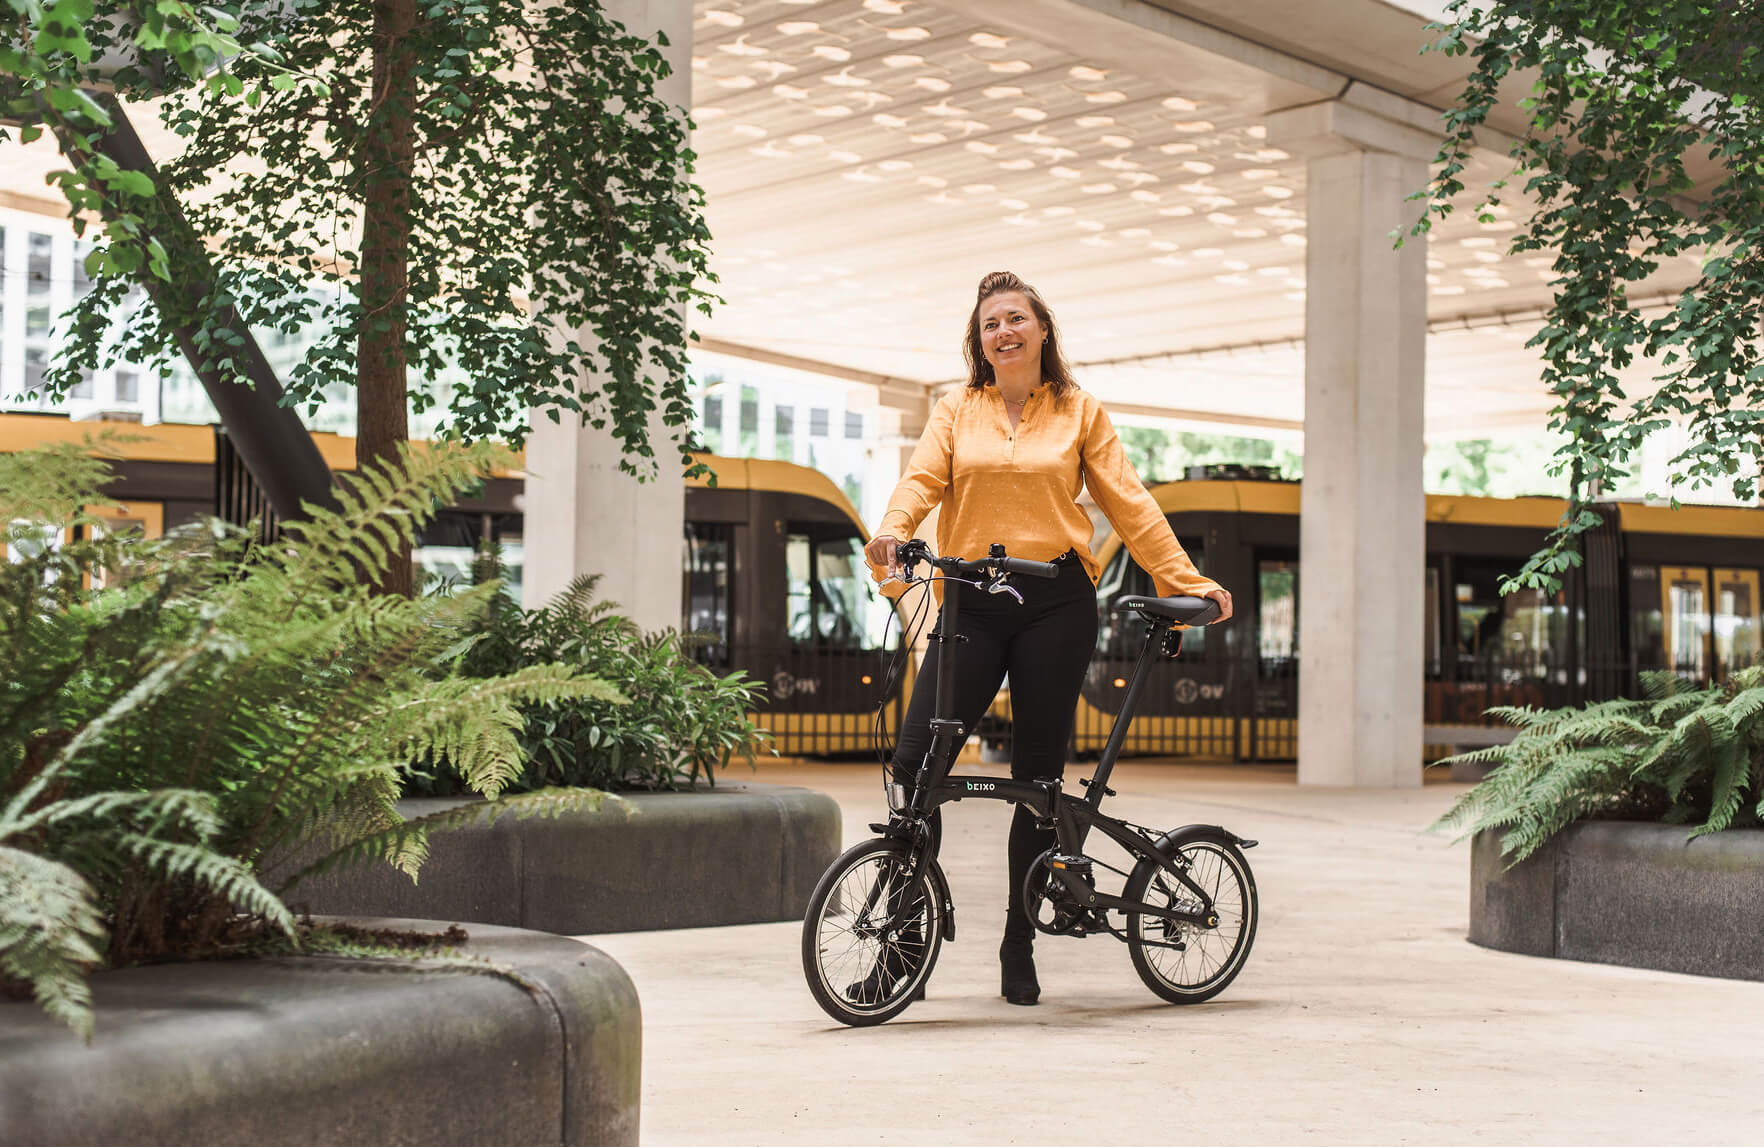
[
  {"left": 1124, "top": 826, "right": 1257, "bottom": 1004},
  {"left": 801, "top": 837, "right": 945, "bottom": 1026}
]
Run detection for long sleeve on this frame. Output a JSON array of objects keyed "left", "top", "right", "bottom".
[
  {"left": 877, "top": 393, "right": 956, "bottom": 541},
  {"left": 1080, "top": 401, "right": 1221, "bottom": 600}
]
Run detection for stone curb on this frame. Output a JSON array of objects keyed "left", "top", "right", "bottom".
[
  {"left": 275, "top": 781, "right": 842, "bottom": 935},
  {"left": 1469, "top": 822, "right": 1764, "bottom": 980},
  {"left": 0, "top": 919, "right": 639, "bottom": 1147}
]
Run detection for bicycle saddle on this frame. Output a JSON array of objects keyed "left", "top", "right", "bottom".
[{"left": 1114, "top": 595, "right": 1221, "bottom": 626}]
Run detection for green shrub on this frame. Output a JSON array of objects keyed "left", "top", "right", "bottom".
[
  {"left": 0, "top": 442, "right": 616, "bottom": 1038},
  {"left": 1435, "top": 667, "right": 1764, "bottom": 863},
  {"left": 415, "top": 555, "right": 770, "bottom": 793}
]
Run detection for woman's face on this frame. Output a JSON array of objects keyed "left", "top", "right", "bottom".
[{"left": 978, "top": 291, "right": 1047, "bottom": 378}]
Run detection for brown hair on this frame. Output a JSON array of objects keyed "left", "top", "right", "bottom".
[{"left": 962, "top": 271, "right": 1077, "bottom": 398}]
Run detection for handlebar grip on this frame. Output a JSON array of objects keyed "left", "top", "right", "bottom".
[{"left": 996, "top": 556, "right": 1061, "bottom": 579}]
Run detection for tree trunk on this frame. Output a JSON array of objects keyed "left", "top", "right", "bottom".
[{"left": 358, "top": 0, "right": 418, "bottom": 596}]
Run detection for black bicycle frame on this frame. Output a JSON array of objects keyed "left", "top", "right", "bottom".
[{"left": 892, "top": 568, "right": 1218, "bottom": 930}]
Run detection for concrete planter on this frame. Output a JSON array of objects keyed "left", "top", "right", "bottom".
[
  {"left": 275, "top": 781, "right": 841, "bottom": 935},
  {"left": 1470, "top": 822, "right": 1764, "bottom": 980},
  {"left": 0, "top": 919, "right": 639, "bottom": 1147}
]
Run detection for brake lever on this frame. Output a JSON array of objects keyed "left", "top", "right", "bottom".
[{"left": 985, "top": 572, "right": 1023, "bottom": 603}]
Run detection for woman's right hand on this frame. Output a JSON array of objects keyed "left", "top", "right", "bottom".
[{"left": 865, "top": 534, "right": 902, "bottom": 579}]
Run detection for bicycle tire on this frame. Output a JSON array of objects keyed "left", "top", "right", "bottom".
[
  {"left": 1124, "top": 826, "right": 1258, "bottom": 1005},
  {"left": 801, "top": 837, "right": 945, "bottom": 1026}
]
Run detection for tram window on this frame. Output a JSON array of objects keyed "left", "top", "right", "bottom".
[
  {"left": 1629, "top": 565, "right": 1666, "bottom": 671},
  {"left": 786, "top": 530, "right": 888, "bottom": 650},
  {"left": 1425, "top": 566, "right": 1440, "bottom": 676},
  {"left": 701, "top": 393, "right": 723, "bottom": 453},
  {"left": 1661, "top": 565, "right": 1711, "bottom": 676},
  {"left": 1258, "top": 560, "right": 1297, "bottom": 662},
  {"left": 682, "top": 522, "right": 733, "bottom": 664},
  {"left": 1714, "top": 568, "right": 1762, "bottom": 674},
  {"left": 1095, "top": 539, "right": 1207, "bottom": 659},
  {"left": 1454, "top": 559, "right": 1569, "bottom": 677}
]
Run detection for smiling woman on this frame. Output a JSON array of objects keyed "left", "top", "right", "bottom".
[{"left": 857, "top": 270, "right": 1233, "bottom": 1009}]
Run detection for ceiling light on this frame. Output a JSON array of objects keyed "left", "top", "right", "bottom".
[
  {"left": 965, "top": 140, "right": 1000, "bottom": 155},
  {"left": 878, "top": 158, "right": 912, "bottom": 171},
  {"left": 1081, "top": 183, "right": 1117, "bottom": 194},
  {"left": 1130, "top": 190, "right": 1161, "bottom": 203},
  {"left": 1011, "top": 107, "right": 1048, "bottom": 122},
  {"left": 812, "top": 104, "right": 855, "bottom": 117},
  {"left": 1459, "top": 237, "right": 1497, "bottom": 248},
  {"left": 985, "top": 86, "right": 1024, "bottom": 99},
  {"left": 909, "top": 131, "right": 946, "bottom": 143},
  {"left": 772, "top": 83, "right": 808, "bottom": 98},
  {"left": 971, "top": 32, "right": 1011, "bottom": 48},
  {"left": 1086, "top": 91, "right": 1127, "bottom": 103},
  {"left": 1194, "top": 247, "right": 1223, "bottom": 257},
  {"left": 864, "top": 0, "right": 905, "bottom": 11},
  {"left": 1171, "top": 121, "right": 1214, "bottom": 133},
  {"left": 824, "top": 67, "right": 869, "bottom": 87},
  {"left": 1075, "top": 116, "right": 1115, "bottom": 128},
  {"left": 718, "top": 75, "right": 757, "bottom": 89},
  {"left": 829, "top": 150, "right": 861, "bottom": 163},
  {"left": 702, "top": 10, "right": 742, "bottom": 27},
  {"left": 1076, "top": 220, "right": 1106, "bottom": 231},
  {"left": 1069, "top": 65, "right": 1108, "bottom": 81},
  {"left": 924, "top": 100, "right": 969, "bottom": 117},
  {"left": 1120, "top": 227, "right": 1151, "bottom": 238},
  {"left": 1050, "top": 166, "right": 1081, "bottom": 179},
  {"left": 962, "top": 183, "right": 996, "bottom": 194},
  {"left": 1014, "top": 129, "right": 1056, "bottom": 145},
  {"left": 1261, "top": 186, "right": 1294, "bottom": 199},
  {"left": 883, "top": 54, "right": 924, "bottom": 68},
  {"left": 887, "top": 26, "right": 931, "bottom": 40},
  {"left": 990, "top": 60, "right": 1032, "bottom": 73},
  {"left": 917, "top": 175, "right": 948, "bottom": 187},
  {"left": 730, "top": 123, "right": 766, "bottom": 138},
  {"left": 778, "top": 21, "right": 818, "bottom": 35},
  {"left": 997, "top": 158, "right": 1036, "bottom": 170},
  {"left": 788, "top": 133, "right": 824, "bottom": 146},
  {"left": 1159, "top": 205, "right": 1194, "bottom": 216},
  {"left": 1235, "top": 228, "right": 1267, "bottom": 238},
  {"left": 1224, "top": 259, "right": 1250, "bottom": 271},
  {"left": 1042, "top": 205, "right": 1076, "bottom": 216},
  {"left": 873, "top": 113, "right": 908, "bottom": 128},
  {"left": 914, "top": 76, "right": 952, "bottom": 92},
  {"left": 719, "top": 36, "right": 765, "bottom": 57},
  {"left": 1099, "top": 134, "right": 1133, "bottom": 149},
  {"left": 1245, "top": 125, "right": 1267, "bottom": 139},
  {"left": 1160, "top": 142, "right": 1199, "bottom": 154},
  {"left": 1150, "top": 240, "right": 1179, "bottom": 251},
  {"left": 1182, "top": 160, "right": 1215, "bottom": 174},
  {"left": 1280, "top": 234, "right": 1307, "bottom": 247},
  {"left": 1162, "top": 96, "right": 1198, "bottom": 111}
]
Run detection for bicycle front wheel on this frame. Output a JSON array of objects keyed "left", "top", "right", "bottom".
[
  {"left": 801, "top": 837, "right": 945, "bottom": 1026},
  {"left": 1124, "top": 826, "right": 1258, "bottom": 1005}
]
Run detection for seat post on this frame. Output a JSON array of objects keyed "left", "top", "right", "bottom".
[{"left": 1086, "top": 618, "right": 1171, "bottom": 806}]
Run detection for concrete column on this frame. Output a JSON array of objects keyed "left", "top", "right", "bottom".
[
  {"left": 521, "top": 0, "right": 691, "bottom": 632},
  {"left": 1268, "top": 92, "right": 1436, "bottom": 787}
]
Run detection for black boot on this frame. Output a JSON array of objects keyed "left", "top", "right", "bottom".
[{"left": 1000, "top": 920, "right": 1040, "bottom": 1006}]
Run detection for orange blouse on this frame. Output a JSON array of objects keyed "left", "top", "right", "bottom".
[{"left": 874, "top": 384, "right": 1220, "bottom": 600}]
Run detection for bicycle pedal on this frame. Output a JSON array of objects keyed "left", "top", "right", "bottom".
[{"left": 1047, "top": 854, "right": 1092, "bottom": 875}]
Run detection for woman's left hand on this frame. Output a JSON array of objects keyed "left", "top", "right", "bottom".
[{"left": 1205, "top": 587, "right": 1233, "bottom": 623}]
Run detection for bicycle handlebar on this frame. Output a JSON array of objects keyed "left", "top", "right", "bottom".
[
  {"left": 993, "top": 555, "right": 1060, "bottom": 579},
  {"left": 893, "top": 539, "right": 1061, "bottom": 582}
]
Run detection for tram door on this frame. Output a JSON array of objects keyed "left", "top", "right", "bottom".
[
  {"left": 1633, "top": 564, "right": 1762, "bottom": 680},
  {"left": 1249, "top": 553, "right": 1298, "bottom": 759}
]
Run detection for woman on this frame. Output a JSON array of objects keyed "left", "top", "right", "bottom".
[{"left": 865, "top": 270, "right": 1232, "bottom": 1007}]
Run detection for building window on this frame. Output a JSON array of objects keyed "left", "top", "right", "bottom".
[
  {"left": 845, "top": 411, "right": 863, "bottom": 439},
  {"left": 27, "top": 233, "right": 53, "bottom": 295},
  {"left": 24, "top": 349, "right": 48, "bottom": 395},
  {"left": 69, "top": 368, "right": 93, "bottom": 400},
  {"left": 810, "top": 408, "right": 829, "bottom": 437},
  {"left": 774, "top": 404, "right": 795, "bottom": 460},
  {"left": 114, "top": 371, "right": 138, "bottom": 403}
]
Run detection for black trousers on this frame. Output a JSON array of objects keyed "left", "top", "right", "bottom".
[{"left": 891, "top": 555, "right": 1098, "bottom": 939}]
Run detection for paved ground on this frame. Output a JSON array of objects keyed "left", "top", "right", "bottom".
[{"left": 579, "top": 761, "right": 1764, "bottom": 1146}]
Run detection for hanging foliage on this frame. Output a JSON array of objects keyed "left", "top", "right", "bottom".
[
  {"left": 5, "top": 0, "right": 714, "bottom": 483},
  {"left": 1415, "top": 1, "right": 1764, "bottom": 592}
]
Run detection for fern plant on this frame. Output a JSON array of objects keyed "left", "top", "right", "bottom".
[
  {"left": 417, "top": 554, "right": 769, "bottom": 793},
  {"left": 1435, "top": 667, "right": 1764, "bottom": 864},
  {"left": 1, "top": 440, "right": 620, "bottom": 1039}
]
